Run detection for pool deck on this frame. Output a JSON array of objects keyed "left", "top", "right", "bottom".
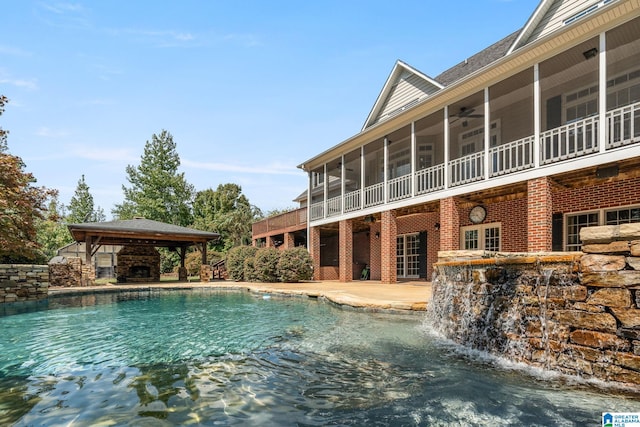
[{"left": 49, "top": 280, "right": 432, "bottom": 312}]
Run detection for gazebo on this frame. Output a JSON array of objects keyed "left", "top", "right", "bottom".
[{"left": 67, "top": 218, "right": 220, "bottom": 282}]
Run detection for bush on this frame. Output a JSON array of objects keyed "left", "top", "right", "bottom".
[
  {"left": 244, "top": 256, "right": 259, "bottom": 282},
  {"left": 226, "top": 246, "right": 259, "bottom": 281},
  {"left": 253, "top": 247, "right": 280, "bottom": 282},
  {"left": 278, "top": 247, "right": 313, "bottom": 282}
]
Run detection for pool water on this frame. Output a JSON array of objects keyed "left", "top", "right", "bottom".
[{"left": 0, "top": 290, "right": 638, "bottom": 426}]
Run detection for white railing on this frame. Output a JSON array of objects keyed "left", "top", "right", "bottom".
[
  {"left": 607, "top": 101, "right": 640, "bottom": 149},
  {"left": 415, "top": 164, "right": 445, "bottom": 195},
  {"left": 344, "top": 189, "right": 361, "bottom": 212},
  {"left": 490, "top": 135, "right": 535, "bottom": 177},
  {"left": 307, "top": 102, "right": 640, "bottom": 222},
  {"left": 540, "top": 115, "right": 598, "bottom": 164},
  {"left": 364, "top": 182, "right": 384, "bottom": 207},
  {"left": 450, "top": 152, "right": 485, "bottom": 187},
  {"left": 327, "top": 196, "right": 342, "bottom": 217},
  {"left": 388, "top": 174, "right": 412, "bottom": 202},
  {"left": 310, "top": 201, "right": 324, "bottom": 221}
]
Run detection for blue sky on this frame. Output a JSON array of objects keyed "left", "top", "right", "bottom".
[{"left": 2, "top": 0, "right": 538, "bottom": 218}]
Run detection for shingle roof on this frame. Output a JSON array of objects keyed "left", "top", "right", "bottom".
[
  {"left": 67, "top": 218, "right": 220, "bottom": 245},
  {"left": 434, "top": 30, "right": 521, "bottom": 87}
]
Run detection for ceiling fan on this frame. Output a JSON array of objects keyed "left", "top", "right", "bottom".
[{"left": 450, "top": 107, "right": 483, "bottom": 123}]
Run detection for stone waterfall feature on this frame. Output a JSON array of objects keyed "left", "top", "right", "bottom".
[{"left": 428, "top": 224, "right": 640, "bottom": 389}]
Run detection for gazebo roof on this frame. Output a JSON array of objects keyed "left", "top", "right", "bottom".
[{"left": 67, "top": 218, "right": 220, "bottom": 247}]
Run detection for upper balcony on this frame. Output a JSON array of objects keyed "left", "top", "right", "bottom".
[
  {"left": 307, "top": 18, "right": 640, "bottom": 223},
  {"left": 252, "top": 207, "right": 307, "bottom": 238}
]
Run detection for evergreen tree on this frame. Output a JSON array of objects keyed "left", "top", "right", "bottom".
[
  {"left": 113, "top": 130, "right": 194, "bottom": 226},
  {"left": 67, "top": 174, "right": 105, "bottom": 223}
]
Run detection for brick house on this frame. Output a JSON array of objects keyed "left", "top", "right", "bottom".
[{"left": 255, "top": 0, "right": 640, "bottom": 283}]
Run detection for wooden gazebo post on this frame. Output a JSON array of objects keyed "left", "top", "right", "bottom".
[{"left": 178, "top": 246, "right": 187, "bottom": 281}]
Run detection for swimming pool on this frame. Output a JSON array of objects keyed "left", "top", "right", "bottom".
[{"left": 1, "top": 289, "right": 638, "bottom": 426}]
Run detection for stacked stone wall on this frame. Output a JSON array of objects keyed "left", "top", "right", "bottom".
[
  {"left": 430, "top": 223, "right": 640, "bottom": 388},
  {"left": 0, "top": 264, "right": 49, "bottom": 303}
]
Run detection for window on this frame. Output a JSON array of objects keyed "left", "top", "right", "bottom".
[
  {"left": 460, "top": 223, "right": 501, "bottom": 251},
  {"left": 397, "top": 233, "right": 420, "bottom": 278},
  {"left": 565, "top": 204, "right": 640, "bottom": 251},
  {"left": 312, "top": 170, "right": 324, "bottom": 188},
  {"left": 605, "top": 206, "right": 640, "bottom": 225}
]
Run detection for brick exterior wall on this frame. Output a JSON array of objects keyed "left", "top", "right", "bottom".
[
  {"left": 528, "top": 177, "right": 553, "bottom": 251},
  {"left": 310, "top": 227, "right": 321, "bottom": 280},
  {"left": 339, "top": 219, "right": 354, "bottom": 282},
  {"left": 369, "top": 223, "right": 381, "bottom": 280},
  {"left": 440, "top": 197, "right": 460, "bottom": 251},
  {"left": 553, "top": 176, "right": 640, "bottom": 214},
  {"left": 381, "top": 210, "right": 398, "bottom": 283}
]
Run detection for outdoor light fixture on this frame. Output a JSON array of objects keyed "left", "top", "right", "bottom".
[
  {"left": 364, "top": 215, "right": 376, "bottom": 224},
  {"left": 583, "top": 48, "right": 598, "bottom": 60},
  {"left": 435, "top": 222, "right": 441, "bottom": 231},
  {"left": 375, "top": 232, "right": 380, "bottom": 239}
]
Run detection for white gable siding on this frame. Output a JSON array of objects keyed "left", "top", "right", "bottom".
[
  {"left": 374, "top": 72, "right": 437, "bottom": 125},
  {"left": 523, "top": 0, "right": 603, "bottom": 45}
]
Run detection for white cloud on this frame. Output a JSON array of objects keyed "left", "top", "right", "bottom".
[
  {"left": 35, "top": 127, "right": 70, "bottom": 138},
  {"left": 183, "top": 159, "right": 300, "bottom": 175},
  {"left": 0, "top": 76, "right": 38, "bottom": 91},
  {"left": 66, "top": 144, "right": 138, "bottom": 163}
]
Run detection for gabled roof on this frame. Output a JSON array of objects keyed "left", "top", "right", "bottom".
[
  {"left": 507, "top": 0, "right": 555, "bottom": 54},
  {"left": 362, "top": 60, "right": 443, "bottom": 130},
  {"left": 435, "top": 31, "right": 520, "bottom": 86},
  {"left": 67, "top": 218, "right": 220, "bottom": 247}
]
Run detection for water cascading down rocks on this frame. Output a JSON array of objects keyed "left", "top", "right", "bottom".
[{"left": 428, "top": 223, "right": 640, "bottom": 389}]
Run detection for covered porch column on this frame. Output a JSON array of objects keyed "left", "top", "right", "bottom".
[
  {"left": 380, "top": 210, "right": 397, "bottom": 283},
  {"left": 339, "top": 219, "right": 353, "bottom": 282},
  {"left": 527, "top": 176, "right": 553, "bottom": 252},
  {"left": 309, "top": 226, "right": 321, "bottom": 280},
  {"left": 284, "top": 232, "right": 295, "bottom": 249},
  {"left": 440, "top": 197, "right": 460, "bottom": 251}
]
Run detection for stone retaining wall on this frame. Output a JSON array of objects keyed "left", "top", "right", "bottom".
[
  {"left": 430, "top": 223, "right": 640, "bottom": 388},
  {"left": 0, "top": 264, "right": 49, "bottom": 303}
]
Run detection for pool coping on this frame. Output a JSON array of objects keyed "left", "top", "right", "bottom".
[{"left": 48, "top": 280, "right": 432, "bottom": 313}]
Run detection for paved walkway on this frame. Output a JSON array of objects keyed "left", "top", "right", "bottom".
[{"left": 49, "top": 280, "right": 432, "bottom": 312}]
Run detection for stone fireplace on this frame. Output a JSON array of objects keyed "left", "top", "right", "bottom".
[{"left": 116, "top": 246, "right": 161, "bottom": 283}]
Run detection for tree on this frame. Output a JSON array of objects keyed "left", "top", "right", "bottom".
[
  {"left": 192, "top": 183, "right": 262, "bottom": 251},
  {"left": 36, "top": 196, "right": 73, "bottom": 261},
  {"left": 0, "top": 96, "right": 57, "bottom": 262},
  {"left": 113, "top": 130, "right": 194, "bottom": 226},
  {"left": 67, "top": 174, "right": 105, "bottom": 223}
]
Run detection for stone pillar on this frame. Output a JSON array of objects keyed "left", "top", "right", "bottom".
[
  {"left": 310, "top": 227, "right": 321, "bottom": 280},
  {"left": 265, "top": 236, "right": 273, "bottom": 248},
  {"left": 200, "top": 264, "right": 212, "bottom": 282},
  {"left": 284, "top": 232, "right": 295, "bottom": 249},
  {"left": 527, "top": 176, "right": 553, "bottom": 252},
  {"left": 381, "top": 210, "right": 397, "bottom": 283},
  {"left": 339, "top": 219, "right": 354, "bottom": 282},
  {"left": 178, "top": 266, "right": 188, "bottom": 281},
  {"left": 440, "top": 197, "right": 460, "bottom": 251}
]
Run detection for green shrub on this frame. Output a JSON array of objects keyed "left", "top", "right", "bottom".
[
  {"left": 253, "top": 247, "right": 280, "bottom": 282},
  {"left": 226, "top": 246, "right": 259, "bottom": 281},
  {"left": 244, "top": 256, "right": 259, "bottom": 282},
  {"left": 278, "top": 247, "right": 313, "bottom": 282}
]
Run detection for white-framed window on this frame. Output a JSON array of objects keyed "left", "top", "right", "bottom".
[
  {"left": 312, "top": 170, "right": 324, "bottom": 188},
  {"left": 564, "top": 68, "right": 640, "bottom": 124},
  {"left": 565, "top": 204, "right": 640, "bottom": 250},
  {"left": 417, "top": 142, "right": 434, "bottom": 170},
  {"left": 460, "top": 222, "right": 501, "bottom": 251},
  {"left": 397, "top": 233, "right": 420, "bottom": 278},
  {"left": 458, "top": 120, "right": 501, "bottom": 155}
]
